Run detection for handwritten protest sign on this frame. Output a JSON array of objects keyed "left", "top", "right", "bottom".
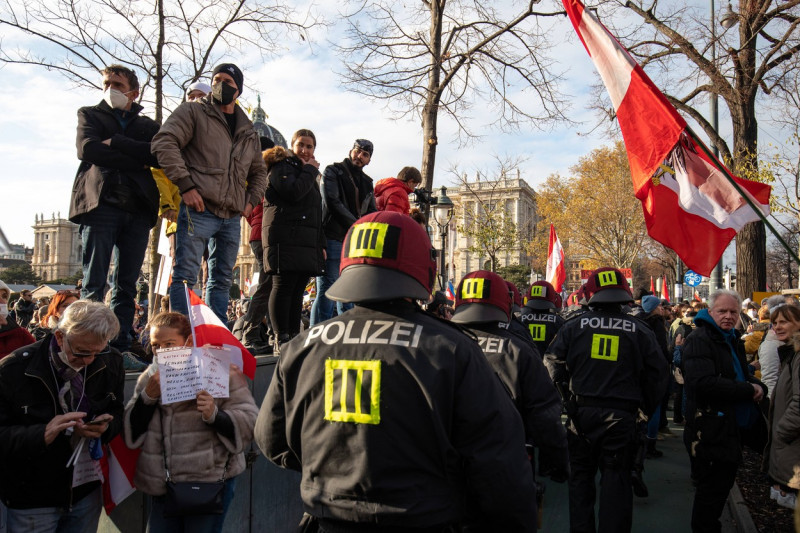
[{"left": 158, "top": 346, "right": 231, "bottom": 404}]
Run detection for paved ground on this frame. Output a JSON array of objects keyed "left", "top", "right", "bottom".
[{"left": 538, "top": 420, "right": 740, "bottom": 532}]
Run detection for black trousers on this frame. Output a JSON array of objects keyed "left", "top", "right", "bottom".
[
  {"left": 691, "top": 457, "right": 738, "bottom": 533},
  {"left": 242, "top": 241, "right": 272, "bottom": 339},
  {"left": 567, "top": 407, "right": 636, "bottom": 533},
  {"left": 269, "top": 271, "right": 310, "bottom": 339}
]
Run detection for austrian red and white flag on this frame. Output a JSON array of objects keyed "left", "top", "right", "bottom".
[
  {"left": 100, "top": 435, "right": 140, "bottom": 514},
  {"left": 546, "top": 224, "right": 566, "bottom": 292},
  {"left": 185, "top": 285, "right": 256, "bottom": 379},
  {"left": 563, "top": 0, "right": 771, "bottom": 276},
  {"left": 663, "top": 282, "right": 670, "bottom": 303}
]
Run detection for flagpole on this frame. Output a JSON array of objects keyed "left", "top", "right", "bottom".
[
  {"left": 183, "top": 281, "right": 198, "bottom": 343},
  {"left": 684, "top": 126, "right": 800, "bottom": 268}
]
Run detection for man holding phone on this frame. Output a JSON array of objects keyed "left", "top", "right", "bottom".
[{"left": 0, "top": 301, "right": 124, "bottom": 532}]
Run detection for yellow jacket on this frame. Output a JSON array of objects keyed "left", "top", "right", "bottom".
[{"left": 152, "top": 168, "right": 180, "bottom": 235}]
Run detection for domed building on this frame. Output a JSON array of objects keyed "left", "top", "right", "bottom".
[
  {"left": 251, "top": 94, "right": 287, "bottom": 149},
  {"left": 232, "top": 96, "right": 288, "bottom": 295}
]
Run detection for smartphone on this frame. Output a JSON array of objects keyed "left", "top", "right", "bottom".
[{"left": 85, "top": 417, "right": 109, "bottom": 426}]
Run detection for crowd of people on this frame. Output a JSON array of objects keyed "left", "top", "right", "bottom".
[{"left": 0, "top": 60, "right": 798, "bottom": 533}]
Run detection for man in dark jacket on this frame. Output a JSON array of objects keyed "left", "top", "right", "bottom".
[
  {"left": 310, "top": 139, "right": 376, "bottom": 326},
  {"left": 13, "top": 290, "right": 36, "bottom": 328},
  {"left": 451, "top": 270, "right": 569, "bottom": 492},
  {"left": 545, "top": 267, "right": 667, "bottom": 533},
  {"left": 71, "top": 65, "right": 160, "bottom": 352},
  {"left": 256, "top": 211, "right": 537, "bottom": 532},
  {"left": 683, "top": 289, "right": 767, "bottom": 533},
  {"left": 0, "top": 301, "right": 124, "bottom": 531}
]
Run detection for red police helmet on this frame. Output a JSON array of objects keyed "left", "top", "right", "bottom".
[
  {"left": 505, "top": 280, "right": 522, "bottom": 313},
  {"left": 584, "top": 267, "right": 633, "bottom": 304},
  {"left": 326, "top": 211, "right": 437, "bottom": 303},
  {"left": 451, "top": 270, "right": 512, "bottom": 324},
  {"left": 524, "top": 280, "right": 560, "bottom": 311}
]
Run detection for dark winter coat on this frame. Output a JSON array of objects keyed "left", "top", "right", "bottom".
[
  {"left": 320, "top": 159, "right": 375, "bottom": 241},
  {"left": 70, "top": 100, "right": 161, "bottom": 225},
  {"left": 0, "top": 335, "right": 125, "bottom": 509},
  {"left": 255, "top": 301, "right": 537, "bottom": 530},
  {"left": 262, "top": 147, "right": 325, "bottom": 275},
  {"left": 683, "top": 311, "right": 767, "bottom": 464}
]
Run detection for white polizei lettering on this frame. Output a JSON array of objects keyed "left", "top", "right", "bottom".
[
  {"left": 342, "top": 320, "right": 361, "bottom": 344},
  {"left": 305, "top": 324, "right": 325, "bottom": 347},
  {"left": 477, "top": 336, "right": 505, "bottom": 354},
  {"left": 308, "top": 320, "right": 427, "bottom": 346},
  {"left": 321, "top": 321, "right": 346, "bottom": 344},
  {"left": 367, "top": 320, "right": 393, "bottom": 344},
  {"left": 389, "top": 322, "right": 414, "bottom": 347},
  {"left": 360, "top": 320, "right": 373, "bottom": 343},
  {"left": 411, "top": 325, "right": 423, "bottom": 348},
  {"left": 579, "top": 317, "right": 636, "bottom": 332},
  {"left": 521, "top": 313, "right": 557, "bottom": 323}
]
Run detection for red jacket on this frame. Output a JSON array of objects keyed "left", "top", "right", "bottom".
[
  {"left": 246, "top": 199, "right": 264, "bottom": 242},
  {"left": 375, "top": 178, "right": 413, "bottom": 214},
  {"left": 0, "top": 322, "right": 35, "bottom": 359}
]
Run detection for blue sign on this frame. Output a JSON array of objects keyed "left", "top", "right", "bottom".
[{"left": 684, "top": 270, "right": 703, "bottom": 287}]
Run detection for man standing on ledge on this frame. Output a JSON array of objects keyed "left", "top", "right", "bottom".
[
  {"left": 310, "top": 139, "right": 376, "bottom": 325},
  {"left": 152, "top": 64, "right": 267, "bottom": 321},
  {"left": 71, "top": 65, "right": 160, "bottom": 353}
]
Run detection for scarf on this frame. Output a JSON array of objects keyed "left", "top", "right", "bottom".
[
  {"left": 695, "top": 309, "right": 758, "bottom": 428},
  {"left": 49, "top": 336, "right": 90, "bottom": 415}
]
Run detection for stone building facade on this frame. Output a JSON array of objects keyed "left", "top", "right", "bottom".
[
  {"left": 31, "top": 213, "right": 81, "bottom": 282},
  {"left": 440, "top": 174, "right": 538, "bottom": 284}
]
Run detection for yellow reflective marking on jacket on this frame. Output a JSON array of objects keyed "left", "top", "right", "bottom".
[
  {"left": 529, "top": 323, "right": 546, "bottom": 341},
  {"left": 324, "top": 359, "right": 382, "bottom": 424},
  {"left": 590, "top": 334, "right": 619, "bottom": 361}
]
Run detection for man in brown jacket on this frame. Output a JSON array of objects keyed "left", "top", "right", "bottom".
[{"left": 152, "top": 63, "right": 267, "bottom": 321}]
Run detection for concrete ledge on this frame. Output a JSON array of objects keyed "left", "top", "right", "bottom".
[{"left": 727, "top": 483, "right": 758, "bottom": 533}]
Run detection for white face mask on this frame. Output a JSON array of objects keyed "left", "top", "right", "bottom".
[
  {"left": 104, "top": 87, "right": 131, "bottom": 110},
  {"left": 0, "top": 303, "right": 7, "bottom": 318}
]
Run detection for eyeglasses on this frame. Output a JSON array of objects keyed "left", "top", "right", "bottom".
[{"left": 64, "top": 337, "right": 111, "bottom": 359}]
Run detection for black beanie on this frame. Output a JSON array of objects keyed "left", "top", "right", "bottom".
[{"left": 211, "top": 63, "right": 244, "bottom": 96}]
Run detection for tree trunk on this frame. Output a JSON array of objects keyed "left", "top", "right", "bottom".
[
  {"left": 420, "top": 0, "right": 443, "bottom": 193},
  {"left": 729, "top": 20, "right": 765, "bottom": 298}
]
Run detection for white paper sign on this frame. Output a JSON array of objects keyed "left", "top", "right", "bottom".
[
  {"left": 72, "top": 440, "right": 103, "bottom": 488},
  {"left": 158, "top": 346, "right": 231, "bottom": 404}
]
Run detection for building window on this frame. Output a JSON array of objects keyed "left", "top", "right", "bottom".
[{"left": 43, "top": 244, "right": 50, "bottom": 263}]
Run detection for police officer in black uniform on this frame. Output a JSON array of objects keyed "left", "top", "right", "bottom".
[
  {"left": 544, "top": 267, "right": 667, "bottom": 533},
  {"left": 451, "top": 270, "right": 569, "bottom": 492},
  {"left": 255, "top": 211, "right": 537, "bottom": 533},
  {"left": 519, "top": 281, "right": 566, "bottom": 358}
]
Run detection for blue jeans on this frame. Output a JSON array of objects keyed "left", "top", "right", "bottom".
[
  {"left": 6, "top": 487, "right": 102, "bottom": 533},
  {"left": 647, "top": 405, "right": 661, "bottom": 439},
  {"left": 79, "top": 204, "right": 152, "bottom": 352},
  {"left": 310, "top": 239, "right": 352, "bottom": 326},
  {"left": 147, "top": 477, "right": 236, "bottom": 533},
  {"left": 170, "top": 205, "right": 240, "bottom": 323}
]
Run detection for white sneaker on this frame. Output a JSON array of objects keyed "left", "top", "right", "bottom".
[{"left": 777, "top": 492, "right": 797, "bottom": 510}]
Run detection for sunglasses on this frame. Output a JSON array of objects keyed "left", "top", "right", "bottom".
[{"left": 65, "top": 337, "right": 111, "bottom": 358}]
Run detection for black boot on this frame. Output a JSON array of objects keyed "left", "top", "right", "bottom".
[{"left": 646, "top": 438, "right": 663, "bottom": 459}]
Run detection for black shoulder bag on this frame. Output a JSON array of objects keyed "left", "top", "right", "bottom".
[{"left": 160, "top": 408, "right": 230, "bottom": 517}]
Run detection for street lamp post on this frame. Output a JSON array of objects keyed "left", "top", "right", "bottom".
[{"left": 432, "top": 186, "right": 454, "bottom": 291}]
